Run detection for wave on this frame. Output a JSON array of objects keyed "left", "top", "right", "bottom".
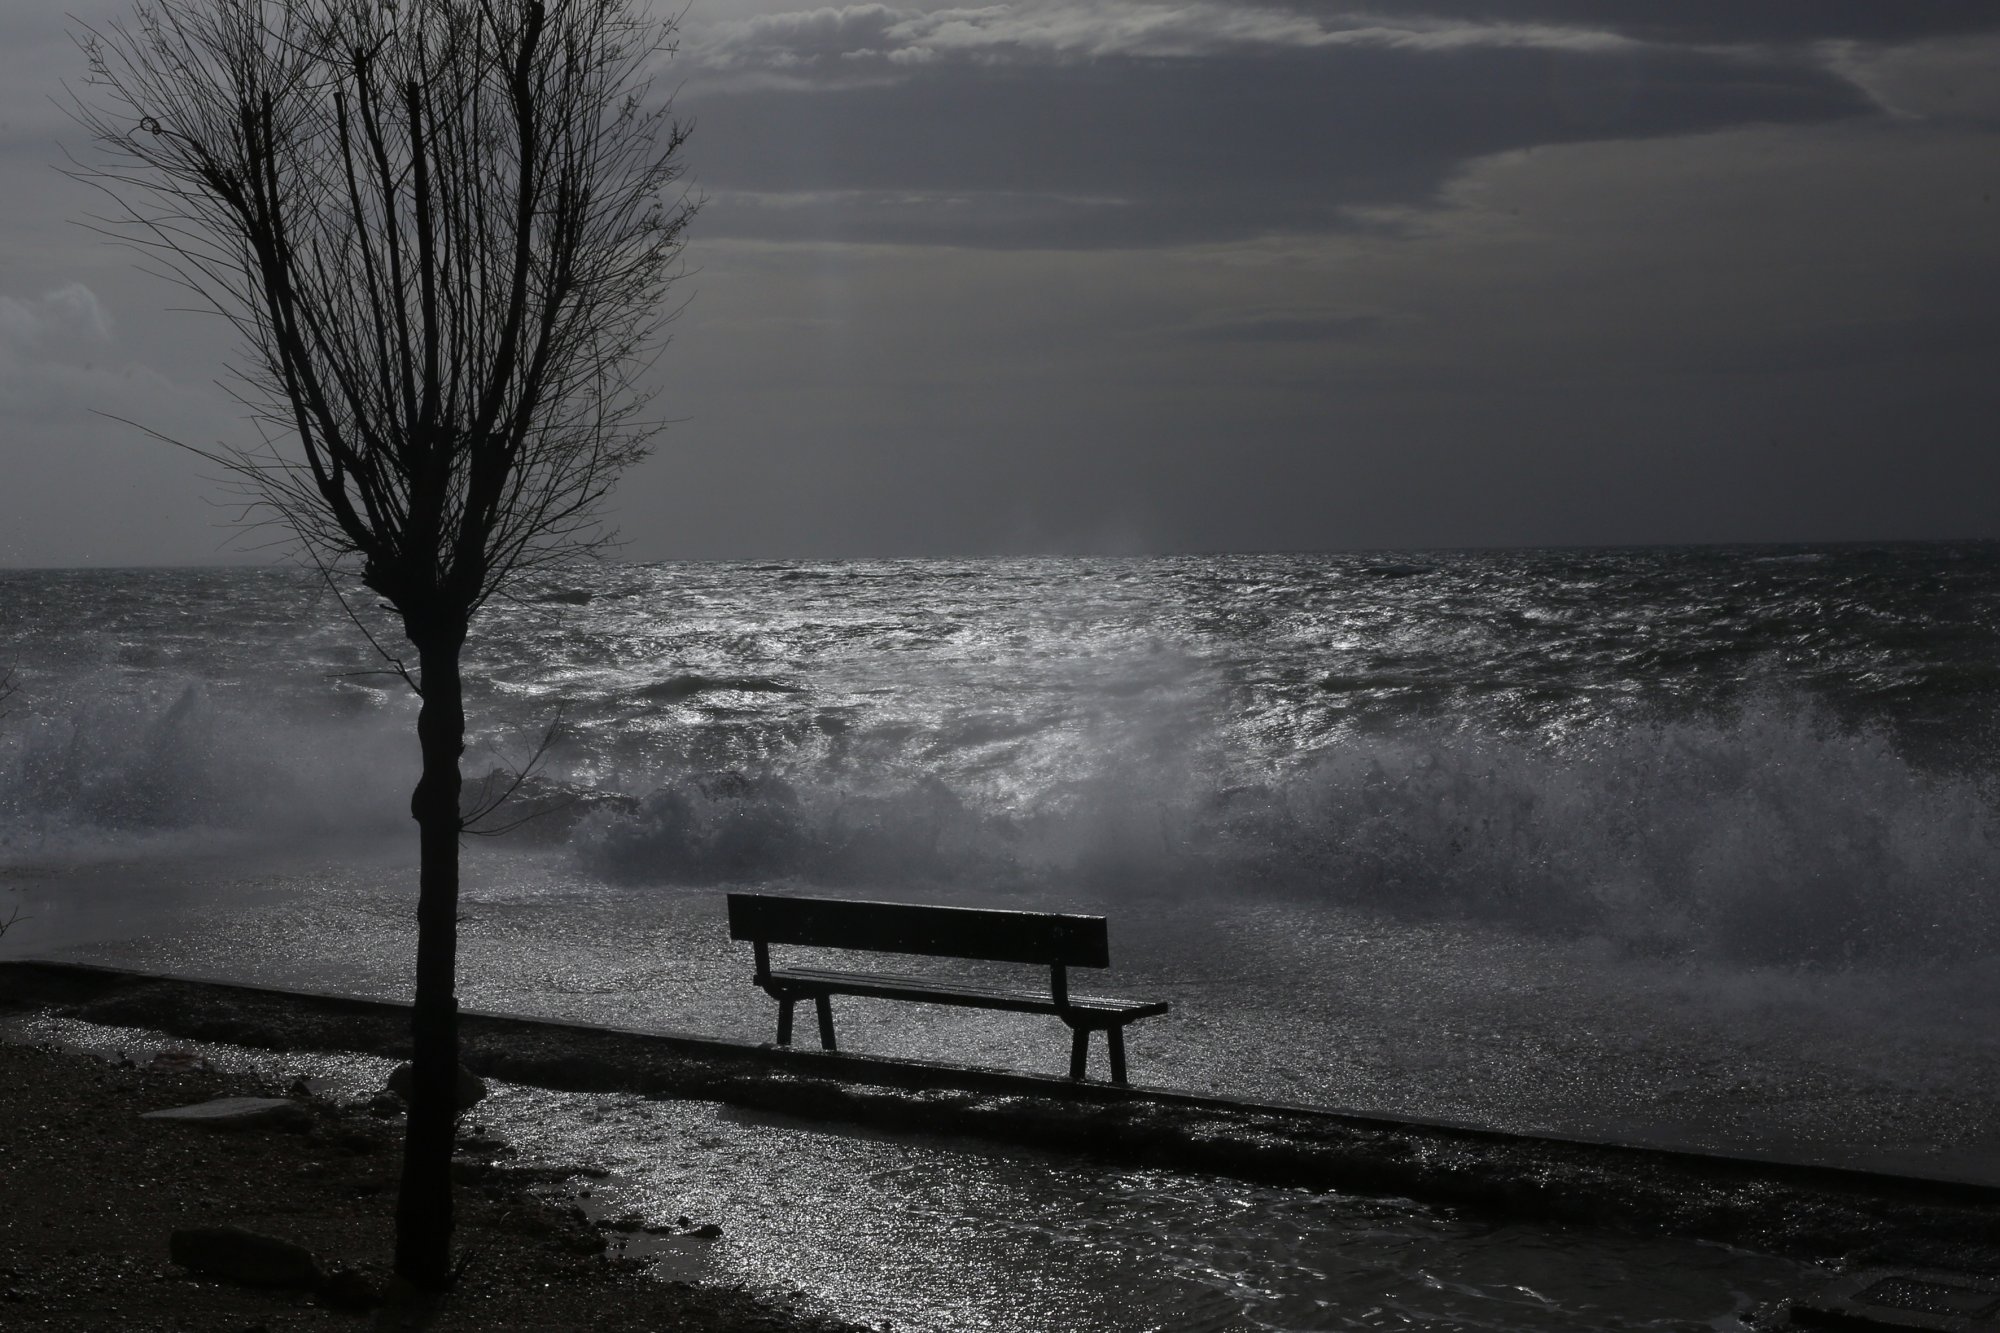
[
  {"left": 577, "top": 769, "right": 1013, "bottom": 887},
  {"left": 634, "top": 674, "right": 807, "bottom": 703},
  {"left": 1178, "top": 701, "right": 2000, "bottom": 963},
  {"left": 5, "top": 672, "right": 1994, "bottom": 965},
  {"left": 574, "top": 694, "right": 2000, "bottom": 965},
  {"left": 0, "top": 678, "right": 413, "bottom": 856}
]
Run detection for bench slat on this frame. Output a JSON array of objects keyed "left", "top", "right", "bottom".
[
  {"left": 728, "top": 892, "right": 1111, "bottom": 968},
  {"left": 765, "top": 965, "right": 1169, "bottom": 1020}
]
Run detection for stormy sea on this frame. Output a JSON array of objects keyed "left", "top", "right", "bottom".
[{"left": 5, "top": 542, "right": 1999, "bottom": 1330}]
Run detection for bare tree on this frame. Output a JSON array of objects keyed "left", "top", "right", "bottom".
[
  {"left": 70, "top": 0, "right": 692, "bottom": 1288},
  {"left": 0, "top": 670, "right": 16, "bottom": 939}
]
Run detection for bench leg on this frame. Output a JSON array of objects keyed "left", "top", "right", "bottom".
[
  {"left": 776, "top": 998, "right": 795, "bottom": 1046},
  {"left": 1108, "top": 1025, "right": 1127, "bottom": 1086},
  {"left": 815, "top": 994, "right": 837, "bottom": 1052},
  {"left": 1069, "top": 1027, "right": 1090, "bottom": 1080}
]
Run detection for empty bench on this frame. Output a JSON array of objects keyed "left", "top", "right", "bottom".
[{"left": 726, "top": 892, "right": 1168, "bottom": 1084}]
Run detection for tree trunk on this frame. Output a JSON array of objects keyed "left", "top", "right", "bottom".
[{"left": 395, "top": 630, "right": 466, "bottom": 1288}]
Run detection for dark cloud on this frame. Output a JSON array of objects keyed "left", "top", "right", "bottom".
[
  {"left": 1306, "top": 1, "right": 2000, "bottom": 45},
  {"left": 6, "top": 0, "right": 1995, "bottom": 563},
  {"left": 689, "top": 43, "right": 1874, "bottom": 246}
]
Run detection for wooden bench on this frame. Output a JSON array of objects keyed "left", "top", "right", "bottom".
[{"left": 725, "top": 892, "right": 1168, "bottom": 1085}]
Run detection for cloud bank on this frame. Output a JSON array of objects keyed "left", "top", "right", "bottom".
[
  {"left": 687, "top": 22, "right": 1876, "bottom": 247},
  {"left": 699, "top": 2, "right": 1642, "bottom": 71}
]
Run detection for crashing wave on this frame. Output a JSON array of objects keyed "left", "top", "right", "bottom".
[
  {"left": 5, "top": 669, "right": 1995, "bottom": 966},
  {"left": 571, "top": 694, "right": 2000, "bottom": 965}
]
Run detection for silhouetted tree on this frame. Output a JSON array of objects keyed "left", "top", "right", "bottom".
[
  {"left": 0, "top": 670, "right": 18, "bottom": 939},
  {"left": 70, "top": 0, "right": 692, "bottom": 1288}
]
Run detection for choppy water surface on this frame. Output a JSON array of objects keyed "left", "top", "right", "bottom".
[
  {"left": 4, "top": 545, "right": 1999, "bottom": 1323},
  {"left": 8, "top": 546, "right": 2000, "bottom": 960}
]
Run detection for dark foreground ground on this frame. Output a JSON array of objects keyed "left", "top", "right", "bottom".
[
  {"left": 0, "top": 1039, "right": 860, "bottom": 1332},
  {"left": 6, "top": 960, "right": 2000, "bottom": 1332}
]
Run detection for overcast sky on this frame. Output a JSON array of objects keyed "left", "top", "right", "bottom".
[{"left": 1, "top": 0, "right": 1996, "bottom": 564}]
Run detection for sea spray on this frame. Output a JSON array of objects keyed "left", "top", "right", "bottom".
[
  {"left": 569, "top": 692, "right": 2000, "bottom": 963},
  {"left": 1180, "top": 695, "right": 2000, "bottom": 962},
  {"left": 6, "top": 550, "right": 2000, "bottom": 964},
  {"left": 0, "top": 675, "right": 414, "bottom": 855}
]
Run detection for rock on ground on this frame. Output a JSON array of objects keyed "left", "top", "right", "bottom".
[{"left": 169, "top": 1225, "right": 323, "bottom": 1287}]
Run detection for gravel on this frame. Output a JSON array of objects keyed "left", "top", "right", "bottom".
[{"left": 0, "top": 1039, "right": 864, "bottom": 1331}]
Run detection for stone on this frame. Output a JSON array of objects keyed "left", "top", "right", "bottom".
[
  {"left": 141, "top": 1097, "right": 311, "bottom": 1131},
  {"left": 384, "top": 1062, "right": 487, "bottom": 1111},
  {"left": 169, "top": 1226, "right": 323, "bottom": 1289},
  {"left": 147, "top": 1048, "right": 209, "bottom": 1074}
]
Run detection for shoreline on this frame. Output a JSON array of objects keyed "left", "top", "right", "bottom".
[
  {"left": 6, "top": 958, "right": 2000, "bottom": 1284},
  {"left": 0, "top": 1027, "right": 863, "bottom": 1331}
]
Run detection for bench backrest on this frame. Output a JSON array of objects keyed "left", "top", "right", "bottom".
[{"left": 726, "top": 892, "right": 1111, "bottom": 968}]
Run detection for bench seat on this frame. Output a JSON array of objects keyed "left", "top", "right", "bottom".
[{"left": 765, "top": 965, "right": 1170, "bottom": 1020}]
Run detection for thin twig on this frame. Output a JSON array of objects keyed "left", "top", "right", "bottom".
[{"left": 461, "top": 701, "right": 567, "bottom": 834}]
